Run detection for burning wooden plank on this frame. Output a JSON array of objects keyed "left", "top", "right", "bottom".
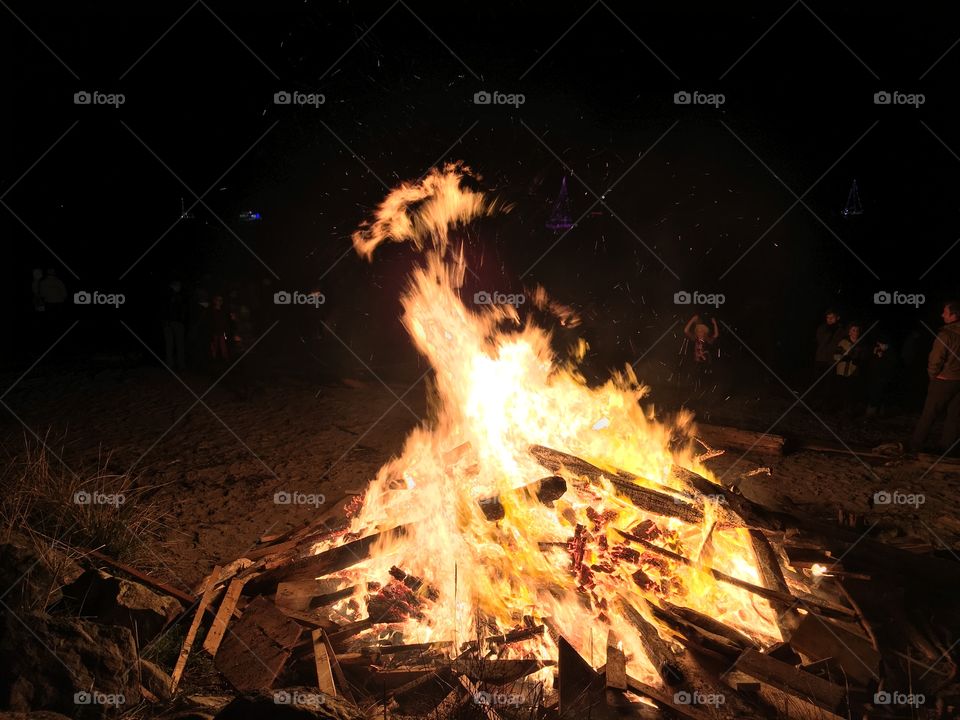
[
  {"left": 617, "top": 600, "right": 686, "bottom": 688},
  {"left": 477, "top": 475, "right": 567, "bottom": 521},
  {"left": 615, "top": 528, "right": 856, "bottom": 620},
  {"left": 530, "top": 445, "right": 705, "bottom": 525},
  {"left": 244, "top": 525, "right": 407, "bottom": 594}
]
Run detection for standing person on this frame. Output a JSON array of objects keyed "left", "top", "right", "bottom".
[
  {"left": 863, "top": 337, "right": 898, "bottom": 418},
  {"left": 683, "top": 314, "right": 720, "bottom": 395},
  {"left": 909, "top": 300, "right": 960, "bottom": 454},
  {"left": 831, "top": 322, "right": 865, "bottom": 414},
  {"left": 208, "top": 294, "right": 231, "bottom": 368},
  {"left": 814, "top": 308, "right": 845, "bottom": 377},
  {"left": 161, "top": 280, "right": 186, "bottom": 372}
]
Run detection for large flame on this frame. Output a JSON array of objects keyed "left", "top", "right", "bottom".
[{"left": 316, "top": 164, "right": 780, "bottom": 682}]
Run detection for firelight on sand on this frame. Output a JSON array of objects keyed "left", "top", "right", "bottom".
[{"left": 311, "top": 162, "right": 781, "bottom": 681}]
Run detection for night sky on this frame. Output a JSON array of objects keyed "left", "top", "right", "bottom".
[{"left": 5, "top": 2, "right": 960, "bottom": 392}]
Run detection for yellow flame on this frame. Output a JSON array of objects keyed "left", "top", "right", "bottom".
[{"left": 316, "top": 165, "right": 781, "bottom": 681}]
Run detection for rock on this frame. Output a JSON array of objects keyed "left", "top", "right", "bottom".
[
  {"left": 0, "top": 611, "right": 140, "bottom": 718},
  {"left": 64, "top": 570, "right": 182, "bottom": 644},
  {"left": 138, "top": 658, "right": 173, "bottom": 701},
  {"left": 215, "top": 688, "right": 363, "bottom": 719},
  {"left": 0, "top": 536, "right": 83, "bottom": 612}
]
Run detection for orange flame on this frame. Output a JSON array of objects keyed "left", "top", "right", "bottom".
[{"left": 316, "top": 165, "right": 781, "bottom": 682}]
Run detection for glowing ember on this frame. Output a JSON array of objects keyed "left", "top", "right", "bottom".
[{"left": 311, "top": 162, "right": 782, "bottom": 682}]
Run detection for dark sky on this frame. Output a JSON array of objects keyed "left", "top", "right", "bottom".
[{"left": 4, "top": 2, "right": 959, "bottom": 380}]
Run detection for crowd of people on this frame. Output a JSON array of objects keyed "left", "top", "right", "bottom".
[{"left": 812, "top": 301, "right": 960, "bottom": 455}]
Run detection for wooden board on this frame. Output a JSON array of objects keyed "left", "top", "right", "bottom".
[
  {"left": 312, "top": 629, "right": 337, "bottom": 696},
  {"left": 170, "top": 565, "right": 221, "bottom": 691},
  {"left": 202, "top": 575, "right": 247, "bottom": 656},
  {"left": 214, "top": 596, "right": 302, "bottom": 692},
  {"left": 695, "top": 423, "right": 785, "bottom": 455},
  {"left": 726, "top": 648, "right": 846, "bottom": 713}
]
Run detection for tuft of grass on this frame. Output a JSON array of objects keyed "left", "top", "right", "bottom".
[{"left": 0, "top": 435, "right": 168, "bottom": 563}]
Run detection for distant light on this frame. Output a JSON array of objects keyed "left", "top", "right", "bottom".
[{"left": 239, "top": 210, "right": 262, "bottom": 222}]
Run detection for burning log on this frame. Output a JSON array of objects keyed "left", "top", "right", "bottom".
[
  {"left": 617, "top": 600, "right": 686, "bottom": 687},
  {"left": 749, "top": 529, "right": 801, "bottom": 634},
  {"left": 460, "top": 624, "right": 545, "bottom": 652},
  {"left": 529, "top": 445, "right": 705, "bottom": 525},
  {"left": 615, "top": 528, "right": 856, "bottom": 620},
  {"left": 654, "top": 601, "right": 756, "bottom": 653},
  {"left": 477, "top": 475, "right": 567, "bottom": 521},
  {"left": 244, "top": 525, "right": 407, "bottom": 594}
]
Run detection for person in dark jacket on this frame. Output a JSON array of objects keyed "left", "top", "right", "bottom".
[
  {"left": 162, "top": 280, "right": 186, "bottom": 371},
  {"left": 815, "top": 309, "right": 845, "bottom": 375},
  {"left": 863, "top": 337, "right": 897, "bottom": 418},
  {"left": 910, "top": 300, "right": 960, "bottom": 454}
]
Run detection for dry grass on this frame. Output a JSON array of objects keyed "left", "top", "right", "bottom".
[{"left": 0, "top": 434, "right": 167, "bottom": 563}]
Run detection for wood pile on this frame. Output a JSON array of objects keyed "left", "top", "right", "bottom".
[{"left": 134, "top": 443, "right": 960, "bottom": 719}]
